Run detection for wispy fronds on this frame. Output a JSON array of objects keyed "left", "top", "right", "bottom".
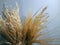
[
  {"left": 22, "top": 6, "right": 48, "bottom": 45},
  {"left": 0, "top": 3, "right": 49, "bottom": 45},
  {"left": 0, "top": 3, "right": 22, "bottom": 45}
]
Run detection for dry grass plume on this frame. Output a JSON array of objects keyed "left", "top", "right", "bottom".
[{"left": 0, "top": 3, "right": 49, "bottom": 45}]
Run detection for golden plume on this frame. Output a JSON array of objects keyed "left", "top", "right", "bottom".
[{"left": 0, "top": 3, "right": 49, "bottom": 45}]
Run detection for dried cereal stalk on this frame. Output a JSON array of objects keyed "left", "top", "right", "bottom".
[{"left": 0, "top": 2, "right": 52, "bottom": 45}]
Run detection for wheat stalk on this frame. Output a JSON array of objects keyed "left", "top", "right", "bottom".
[{"left": 0, "top": 2, "right": 49, "bottom": 45}]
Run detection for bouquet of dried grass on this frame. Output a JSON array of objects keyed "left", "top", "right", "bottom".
[{"left": 0, "top": 3, "right": 48, "bottom": 45}]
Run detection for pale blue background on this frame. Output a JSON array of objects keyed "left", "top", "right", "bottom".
[{"left": 0, "top": 0, "right": 60, "bottom": 45}]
